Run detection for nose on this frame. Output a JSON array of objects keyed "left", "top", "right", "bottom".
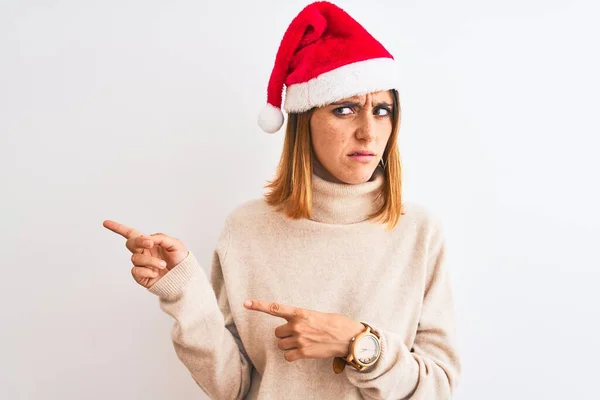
[{"left": 355, "top": 112, "right": 375, "bottom": 143}]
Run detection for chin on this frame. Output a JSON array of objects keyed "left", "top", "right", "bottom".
[{"left": 339, "top": 167, "right": 377, "bottom": 184}]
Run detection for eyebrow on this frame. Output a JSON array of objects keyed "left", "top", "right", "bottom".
[{"left": 330, "top": 100, "right": 393, "bottom": 108}]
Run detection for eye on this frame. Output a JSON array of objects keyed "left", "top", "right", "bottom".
[
  {"left": 333, "top": 106, "right": 353, "bottom": 116},
  {"left": 374, "top": 106, "right": 391, "bottom": 117}
]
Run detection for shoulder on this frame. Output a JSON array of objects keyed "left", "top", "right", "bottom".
[
  {"left": 222, "top": 197, "right": 280, "bottom": 232},
  {"left": 400, "top": 201, "right": 444, "bottom": 231},
  {"left": 398, "top": 201, "right": 445, "bottom": 249},
  {"left": 212, "top": 198, "right": 277, "bottom": 254}
]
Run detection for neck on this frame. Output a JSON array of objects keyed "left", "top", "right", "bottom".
[
  {"left": 310, "top": 164, "right": 385, "bottom": 224},
  {"left": 311, "top": 152, "right": 344, "bottom": 184}
]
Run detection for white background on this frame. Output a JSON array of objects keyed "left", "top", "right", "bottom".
[{"left": 1, "top": 0, "right": 599, "bottom": 399}]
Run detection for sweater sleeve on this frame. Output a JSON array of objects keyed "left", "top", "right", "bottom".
[
  {"left": 344, "top": 224, "right": 461, "bottom": 400},
  {"left": 146, "top": 221, "right": 254, "bottom": 399}
]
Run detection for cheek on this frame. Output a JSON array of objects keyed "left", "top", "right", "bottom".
[
  {"left": 376, "top": 121, "right": 393, "bottom": 147},
  {"left": 312, "top": 120, "right": 349, "bottom": 156},
  {"left": 325, "top": 129, "right": 347, "bottom": 149}
]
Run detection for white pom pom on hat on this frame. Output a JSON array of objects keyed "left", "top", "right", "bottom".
[
  {"left": 257, "top": 103, "right": 284, "bottom": 134},
  {"left": 257, "top": 1, "right": 400, "bottom": 133}
]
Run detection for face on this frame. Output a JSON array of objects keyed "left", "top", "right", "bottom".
[{"left": 310, "top": 90, "right": 394, "bottom": 184}]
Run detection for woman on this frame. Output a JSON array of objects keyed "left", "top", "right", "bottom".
[{"left": 103, "top": 2, "right": 460, "bottom": 399}]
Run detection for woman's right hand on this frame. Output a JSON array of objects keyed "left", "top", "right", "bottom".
[{"left": 103, "top": 220, "right": 190, "bottom": 288}]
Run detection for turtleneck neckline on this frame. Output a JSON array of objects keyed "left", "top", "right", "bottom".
[{"left": 309, "top": 166, "right": 385, "bottom": 224}]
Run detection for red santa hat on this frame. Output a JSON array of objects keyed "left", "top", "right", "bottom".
[{"left": 258, "top": 1, "right": 400, "bottom": 133}]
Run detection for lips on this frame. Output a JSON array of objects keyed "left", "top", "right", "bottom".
[
  {"left": 348, "top": 151, "right": 376, "bottom": 164},
  {"left": 348, "top": 151, "right": 375, "bottom": 156}
]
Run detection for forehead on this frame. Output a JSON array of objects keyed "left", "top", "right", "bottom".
[{"left": 337, "top": 90, "right": 393, "bottom": 104}]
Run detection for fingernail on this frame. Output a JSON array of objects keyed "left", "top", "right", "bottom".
[
  {"left": 160, "top": 260, "right": 167, "bottom": 267},
  {"left": 244, "top": 300, "right": 252, "bottom": 307}
]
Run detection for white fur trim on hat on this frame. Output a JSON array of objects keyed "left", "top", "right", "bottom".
[{"left": 283, "top": 57, "right": 399, "bottom": 112}]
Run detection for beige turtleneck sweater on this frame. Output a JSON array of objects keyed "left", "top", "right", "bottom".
[{"left": 147, "top": 167, "right": 460, "bottom": 399}]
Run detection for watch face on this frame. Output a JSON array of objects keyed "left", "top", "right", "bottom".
[{"left": 356, "top": 335, "right": 380, "bottom": 364}]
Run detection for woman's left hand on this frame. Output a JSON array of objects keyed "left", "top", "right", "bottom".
[{"left": 244, "top": 299, "right": 366, "bottom": 362}]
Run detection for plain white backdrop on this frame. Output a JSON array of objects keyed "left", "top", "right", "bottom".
[{"left": 1, "top": 0, "right": 599, "bottom": 399}]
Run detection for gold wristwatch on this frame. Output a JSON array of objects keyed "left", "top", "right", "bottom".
[{"left": 333, "top": 322, "right": 381, "bottom": 374}]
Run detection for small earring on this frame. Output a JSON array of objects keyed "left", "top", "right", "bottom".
[{"left": 379, "top": 156, "right": 386, "bottom": 169}]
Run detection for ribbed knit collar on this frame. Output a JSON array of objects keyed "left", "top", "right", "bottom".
[{"left": 309, "top": 166, "right": 385, "bottom": 224}]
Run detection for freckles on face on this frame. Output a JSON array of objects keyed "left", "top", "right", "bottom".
[
  {"left": 311, "top": 116, "right": 348, "bottom": 158},
  {"left": 310, "top": 113, "right": 353, "bottom": 181},
  {"left": 309, "top": 91, "right": 394, "bottom": 184}
]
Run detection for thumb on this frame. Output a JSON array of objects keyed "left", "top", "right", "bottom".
[{"left": 147, "top": 233, "right": 184, "bottom": 252}]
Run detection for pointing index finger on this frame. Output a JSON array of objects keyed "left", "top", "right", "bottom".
[
  {"left": 244, "top": 300, "right": 306, "bottom": 321},
  {"left": 102, "top": 220, "right": 144, "bottom": 239}
]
